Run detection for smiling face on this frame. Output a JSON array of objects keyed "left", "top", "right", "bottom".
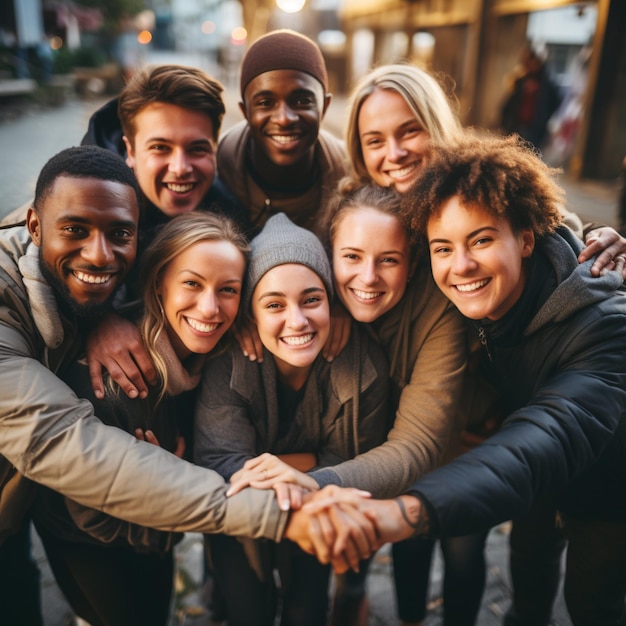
[
  {"left": 158, "top": 239, "right": 246, "bottom": 360},
  {"left": 241, "top": 69, "right": 330, "bottom": 169},
  {"left": 28, "top": 175, "right": 138, "bottom": 317},
  {"left": 332, "top": 206, "right": 412, "bottom": 323},
  {"left": 251, "top": 263, "right": 330, "bottom": 388},
  {"left": 124, "top": 102, "right": 217, "bottom": 217},
  {"left": 428, "top": 196, "right": 535, "bottom": 321},
  {"left": 358, "top": 89, "right": 431, "bottom": 193}
]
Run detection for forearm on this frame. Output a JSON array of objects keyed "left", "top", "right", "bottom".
[{"left": 0, "top": 357, "right": 287, "bottom": 540}]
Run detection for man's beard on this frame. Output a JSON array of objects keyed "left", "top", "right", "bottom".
[{"left": 39, "top": 251, "right": 119, "bottom": 320}]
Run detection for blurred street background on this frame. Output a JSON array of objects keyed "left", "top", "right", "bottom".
[{"left": 1, "top": 0, "right": 625, "bottom": 624}]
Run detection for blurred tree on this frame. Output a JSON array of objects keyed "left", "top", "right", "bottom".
[{"left": 73, "top": 0, "right": 146, "bottom": 36}]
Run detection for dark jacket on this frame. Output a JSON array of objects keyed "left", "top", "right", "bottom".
[
  {"left": 409, "top": 227, "right": 626, "bottom": 535},
  {"left": 194, "top": 324, "right": 389, "bottom": 480}
]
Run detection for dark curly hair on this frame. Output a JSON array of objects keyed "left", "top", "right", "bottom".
[{"left": 402, "top": 132, "right": 564, "bottom": 246}]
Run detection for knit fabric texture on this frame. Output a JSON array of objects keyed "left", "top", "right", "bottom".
[
  {"left": 240, "top": 29, "right": 328, "bottom": 97},
  {"left": 245, "top": 213, "right": 333, "bottom": 310}
]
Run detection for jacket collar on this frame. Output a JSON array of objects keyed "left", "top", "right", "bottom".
[{"left": 18, "top": 242, "right": 64, "bottom": 349}]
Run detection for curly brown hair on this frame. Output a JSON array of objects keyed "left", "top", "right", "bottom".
[{"left": 402, "top": 132, "right": 564, "bottom": 245}]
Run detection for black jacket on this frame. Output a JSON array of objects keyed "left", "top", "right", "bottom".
[{"left": 409, "top": 227, "right": 626, "bottom": 535}]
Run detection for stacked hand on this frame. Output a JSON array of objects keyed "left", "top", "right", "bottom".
[
  {"left": 284, "top": 486, "right": 426, "bottom": 573},
  {"left": 227, "top": 453, "right": 319, "bottom": 510}
]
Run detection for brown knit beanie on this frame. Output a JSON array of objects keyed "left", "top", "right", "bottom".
[{"left": 240, "top": 29, "right": 328, "bottom": 98}]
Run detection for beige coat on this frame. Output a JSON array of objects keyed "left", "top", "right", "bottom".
[{"left": 0, "top": 225, "right": 287, "bottom": 544}]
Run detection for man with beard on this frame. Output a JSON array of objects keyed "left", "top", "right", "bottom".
[{"left": 0, "top": 146, "right": 371, "bottom": 624}]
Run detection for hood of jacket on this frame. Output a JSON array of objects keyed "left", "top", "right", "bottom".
[
  {"left": 527, "top": 226, "right": 624, "bottom": 334},
  {"left": 81, "top": 97, "right": 126, "bottom": 157}
]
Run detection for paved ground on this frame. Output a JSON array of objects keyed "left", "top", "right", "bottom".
[{"left": 2, "top": 48, "right": 622, "bottom": 625}]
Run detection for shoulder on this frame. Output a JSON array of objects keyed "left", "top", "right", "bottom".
[
  {"left": 0, "top": 226, "right": 31, "bottom": 290},
  {"left": 217, "top": 121, "right": 249, "bottom": 155},
  {"left": 318, "top": 129, "right": 347, "bottom": 164}
]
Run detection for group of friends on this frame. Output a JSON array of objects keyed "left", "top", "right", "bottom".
[{"left": 1, "top": 28, "right": 626, "bottom": 626}]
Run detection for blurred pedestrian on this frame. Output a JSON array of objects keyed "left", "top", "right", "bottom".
[
  {"left": 500, "top": 41, "right": 562, "bottom": 151},
  {"left": 543, "top": 42, "right": 592, "bottom": 167}
]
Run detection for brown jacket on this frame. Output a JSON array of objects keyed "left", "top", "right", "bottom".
[{"left": 217, "top": 121, "right": 349, "bottom": 235}]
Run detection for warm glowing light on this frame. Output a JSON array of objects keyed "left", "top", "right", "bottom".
[
  {"left": 137, "top": 30, "right": 152, "bottom": 45},
  {"left": 231, "top": 27, "right": 247, "bottom": 45},
  {"left": 50, "top": 36, "right": 63, "bottom": 51},
  {"left": 276, "top": 0, "right": 306, "bottom": 13},
  {"left": 202, "top": 21, "right": 216, "bottom": 34}
]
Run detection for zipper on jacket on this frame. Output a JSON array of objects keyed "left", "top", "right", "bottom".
[{"left": 478, "top": 327, "right": 493, "bottom": 363}]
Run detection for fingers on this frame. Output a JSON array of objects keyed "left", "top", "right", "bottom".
[
  {"left": 106, "top": 358, "right": 148, "bottom": 399},
  {"left": 225, "top": 476, "right": 249, "bottom": 498},
  {"left": 85, "top": 315, "right": 157, "bottom": 399},
  {"left": 174, "top": 435, "right": 186, "bottom": 458},
  {"left": 88, "top": 359, "right": 106, "bottom": 401},
  {"left": 327, "top": 505, "right": 378, "bottom": 571},
  {"left": 615, "top": 254, "right": 626, "bottom": 281},
  {"left": 137, "top": 429, "right": 161, "bottom": 447},
  {"left": 272, "top": 483, "right": 302, "bottom": 511},
  {"left": 235, "top": 322, "right": 264, "bottom": 362},
  {"left": 226, "top": 461, "right": 292, "bottom": 497},
  {"left": 581, "top": 227, "right": 626, "bottom": 277}
]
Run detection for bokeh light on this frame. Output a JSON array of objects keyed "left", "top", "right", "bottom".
[
  {"left": 231, "top": 27, "right": 247, "bottom": 45},
  {"left": 276, "top": 0, "right": 306, "bottom": 13},
  {"left": 137, "top": 30, "right": 152, "bottom": 45}
]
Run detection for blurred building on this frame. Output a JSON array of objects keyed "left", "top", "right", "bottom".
[{"left": 337, "top": 0, "right": 625, "bottom": 180}]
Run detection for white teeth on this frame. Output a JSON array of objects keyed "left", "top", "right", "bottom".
[
  {"left": 387, "top": 163, "right": 418, "bottom": 179},
  {"left": 271, "top": 135, "right": 299, "bottom": 144},
  {"left": 282, "top": 333, "right": 314, "bottom": 346},
  {"left": 166, "top": 183, "right": 194, "bottom": 193},
  {"left": 186, "top": 318, "right": 219, "bottom": 333},
  {"left": 456, "top": 279, "right": 489, "bottom": 293},
  {"left": 353, "top": 289, "right": 382, "bottom": 300},
  {"left": 74, "top": 271, "right": 112, "bottom": 284}
]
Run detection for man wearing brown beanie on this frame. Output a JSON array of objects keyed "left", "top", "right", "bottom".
[{"left": 218, "top": 29, "right": 349, "bottom": 236}]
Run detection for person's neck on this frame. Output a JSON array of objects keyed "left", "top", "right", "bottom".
[
  {"left": 275, "top": 358, "right": 312, "bottom": 391},
  {"left": 248, "top": 144, "right": 317, "bottom": 194}
]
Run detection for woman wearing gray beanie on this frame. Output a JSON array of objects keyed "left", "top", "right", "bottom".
[{"left": 193, "top": 213, "right": 389, "bottom": 626}]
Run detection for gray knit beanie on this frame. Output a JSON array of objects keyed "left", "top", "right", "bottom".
[{"left": 245, "top": 213, "right": 333, "bottom": 311}]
